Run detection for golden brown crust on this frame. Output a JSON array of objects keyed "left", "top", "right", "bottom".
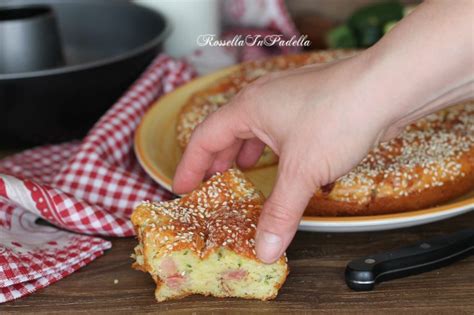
[
  {"left": 307, "top": 103, "right": 474, "bottom": 216},
  {"left": 307, "top": 172, "right": 474, "bottom": 216}
]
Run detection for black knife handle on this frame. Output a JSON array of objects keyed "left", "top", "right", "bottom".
[{"left": 345, "top": 228, "right": 474, "bottom": 291}]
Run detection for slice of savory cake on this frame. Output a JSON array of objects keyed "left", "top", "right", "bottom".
[{"left": 131, "top": 169, "right": 288, "bottom": 302}]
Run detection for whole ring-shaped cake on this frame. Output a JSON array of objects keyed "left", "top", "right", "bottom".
[{"left": 176, "top": 51, "right": 474, "bottom": 216}]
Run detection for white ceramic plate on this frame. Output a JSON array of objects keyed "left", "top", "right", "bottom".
[{"left": 134, "top": 65, "right": 474, "bottom": 233}]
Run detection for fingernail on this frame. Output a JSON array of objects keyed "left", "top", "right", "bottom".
[{"left": 256, "top": 231, "right": 282, "bottom": 263}]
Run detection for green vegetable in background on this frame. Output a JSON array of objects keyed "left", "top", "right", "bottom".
[
  {"left": 327, "top": 1, "right": 405, "bottom": 49},
  {"left": 326, "top": 25, "right": 357, "bottom": 48},
  {"left": 349, "top": 1, "right": 403, "bottom": 47},
  {"left": 384, "top": 20, "right": 398, "bottom": 34},
  {"left": 358, "top": 24, "right": 383, "bottom": 47},
  {"left": 403, "top": 5, "right": 418, "bottom": 17}
]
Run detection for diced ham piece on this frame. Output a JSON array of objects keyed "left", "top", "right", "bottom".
[
  {"left": 160, "top": 257, "right": 177, "bottom": 276},
  {"left": 166, "top": 274, "right": 186, "bottom": 290},
  {"left": 222, "top": 269, "right": 248, "bottom": 280}
]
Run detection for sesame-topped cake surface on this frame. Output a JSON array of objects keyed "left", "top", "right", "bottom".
[
  {"left": 309, "top": 101, "right": 474, "bottom": 215},
  {"left": 175, "top": 50, "right": 473, "bottom": 216},
  {"left": 133, "top": 169, "right": 264, "bottom": 258},
  {"left": 131, "top": 169, "right": 288, "bottom": 302}
]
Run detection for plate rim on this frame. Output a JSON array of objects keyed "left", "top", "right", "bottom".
[
  {"left": 135, "top": 65, "right": 474, "bottom": 226},
  {"left": 134, "top": 65, "right": 241, "bottom": 192}
]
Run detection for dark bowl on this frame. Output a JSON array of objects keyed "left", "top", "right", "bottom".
[{"left": 0, "top": 0, "right": 169, "bottom": 148}]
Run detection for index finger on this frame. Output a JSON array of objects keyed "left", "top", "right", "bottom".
[{"left": 172, "top": 102, "right": 252, "bottom": 194}]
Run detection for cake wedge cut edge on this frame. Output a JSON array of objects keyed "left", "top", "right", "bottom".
[{"left": 131, "top": 169, "right": 289, "bottom": 302}]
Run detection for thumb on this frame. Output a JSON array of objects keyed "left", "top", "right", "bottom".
[{"left": 255, "top": 163, "right": 316, "bottom": 263}]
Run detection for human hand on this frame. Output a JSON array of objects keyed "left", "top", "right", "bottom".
[
  {"left": 172, "top": 54, "right": 399, "bottom": 262},
  {"left": 173, "top": 0, "right": 473, "bottom": 263}
]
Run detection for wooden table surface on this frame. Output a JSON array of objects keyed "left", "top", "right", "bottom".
[{"left": 1, "top": 209, "right": 473, "bottom": 314}]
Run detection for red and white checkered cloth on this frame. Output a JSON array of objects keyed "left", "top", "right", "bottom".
[
  {"left": 0, "top": 0, "right": 299, "bottom": 303},
  {"left": 0, "top": 55, "right": 195, "bottom": 303}
]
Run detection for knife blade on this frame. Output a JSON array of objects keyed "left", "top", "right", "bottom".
[{"left": 345, "top": 228, "right": 474, "bottom": 291}]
